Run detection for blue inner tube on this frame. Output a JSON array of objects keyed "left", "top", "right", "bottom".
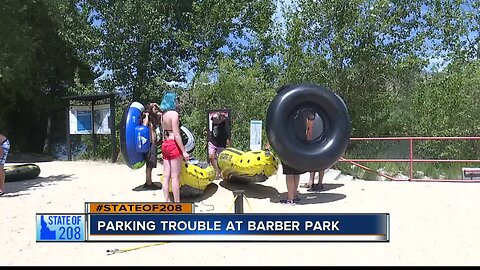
[
  {"left": 120, "top": 102, "right": 197, "bottom": 169},
  {"left": 120, "top": 102, "right": 146, "bottom": 169}
]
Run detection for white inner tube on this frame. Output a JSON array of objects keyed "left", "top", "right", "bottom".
[
  {"left": 180, "top": 126, "right": 195, "bottom": 154},
  {"left": 155, "top": 125, "right": 196, "bottom": 154}
]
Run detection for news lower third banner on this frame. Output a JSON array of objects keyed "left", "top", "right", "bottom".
[
  {"left": 87, "top": 213, "right": 389, "bottom": 242},
  {"left": 36, "top": 202, "right": 389, "bottom": 242},
  {"left": 85, "top": 202, "right": 194, "bottom": 214}
]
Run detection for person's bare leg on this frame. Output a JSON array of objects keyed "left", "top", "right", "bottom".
[
  {"left": 296, "top": 173, "right": 304, "bottom": 198},
  {"left": 215, "top": 148, "right": 224, "bottom": 177},
  {"left": 214, "top": 157, "right": 221, "bottom": 177},
  {"left": 308, "top": 172, "right": 315, "bottom": 187},
  {"left": 0, "top": 147, "right": 4, "bottom": 193},
  {"left": 209, "top": 153, "right": 215, "bottom": 167},
  {"left": 210, "top": 153, "right": 220, "bottom": 178},
  {"left": 294, "top": 174, "right": 300, "bottom": 196},
  {"left": 286, "top": 175, "right": 298, "bottom": 201},
  {"left": 162, "top": 160, "right": 172, "bottom": 202},
  {"left": 145, "top": 167, "right": 153, "bottom": 185},
  {"left": 170, "top": 157, "right": 183, "bottom": 202},
  {"left": 0, "top": 164, "right": 5, "bottom": 194},
  {"left": 317, "top": 170, "right": 325, "bottom": 189}
]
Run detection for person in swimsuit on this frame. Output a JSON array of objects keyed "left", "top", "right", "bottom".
[
  {"left": 301, "top": 110, "right": 326, "bottom": 191},
  {"left": 159, "top": 92, "right": 190, "bottom": 202},
  {"left": 142, "top": 102, "right": 162, "bottom": 190},
  {"left": 0, "top": 133, "right": 10, "bottom": 196}
]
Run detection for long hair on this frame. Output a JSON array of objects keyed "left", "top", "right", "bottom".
[
  {"left": 145, "top": 103, "right": 160, "bottom": 126},
  {"left": 160, "top": 92, "right": 177, "bottom": 112}
]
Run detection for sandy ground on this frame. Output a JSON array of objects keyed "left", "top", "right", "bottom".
[{"left": 1, "top": 160, "right": 480, "bottom": 266}]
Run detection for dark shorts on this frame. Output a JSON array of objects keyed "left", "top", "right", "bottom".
[
  {"left": 146, "top": 143, "right": 157, "bottom": 168},
  {"left": 281, "top": 161, "right": 305, "bottom": 175}
]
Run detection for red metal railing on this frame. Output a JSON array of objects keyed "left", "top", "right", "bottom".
[{"left": 339, "top": 137, "right": 480, "bottom": 183}]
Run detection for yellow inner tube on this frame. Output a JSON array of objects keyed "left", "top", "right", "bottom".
[
  {"left": 161, "top": 161, "right": 216, "bottom": 193},
  {"left": 217, "top": 147, "right": 278, "bottom": 180}
]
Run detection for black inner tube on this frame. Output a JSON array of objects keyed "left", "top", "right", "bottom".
[{"left": 266, "top": 83, "right": 351, "bottom": 172}]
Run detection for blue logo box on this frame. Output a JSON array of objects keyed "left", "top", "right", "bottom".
[{"left": 36, "top": 214, "right": 85, "bottom": 242}]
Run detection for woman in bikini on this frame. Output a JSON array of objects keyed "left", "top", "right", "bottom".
[{"left": 159, "top": 92, "right": 190, "bottom": 202}]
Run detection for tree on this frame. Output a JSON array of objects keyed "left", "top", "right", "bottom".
[
  {"left": 0, "top": 0, "right": 94, "bottom": 153},
  {"left": 183, "top": 58, "right": 276, "bottom": 158},
  {"left": 79, "top": 0, "right": 275, "bottom": 103},
  {"left": 279, "top": 0, "right": 434, "bottom": 137}
]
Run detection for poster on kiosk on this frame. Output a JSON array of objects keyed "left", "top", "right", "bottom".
[{"left": 250, "top": 120, "right": 262, "bottom": 151}]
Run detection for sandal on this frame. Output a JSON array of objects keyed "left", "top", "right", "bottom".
[
  {"left": 307, "top": 184, "right": 324, "bottom": 192},
  {"left": 300, "top": 183, "right": 313, "bottom": 188},
  {"left": 0, "top": 191, "right": 4, "bottom": 196},
  {"left": 280, "top": 199, "right": 296, "bottom": 206}
]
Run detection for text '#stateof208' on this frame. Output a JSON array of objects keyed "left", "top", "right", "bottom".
[{"left": 88, "top": 203, "right": 193, "bottom": 214}]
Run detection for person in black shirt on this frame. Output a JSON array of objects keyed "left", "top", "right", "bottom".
[{"left": 208, "top": 112, "right": 232, "bottom": 178}]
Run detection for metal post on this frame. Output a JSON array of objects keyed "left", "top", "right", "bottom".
[
  {"left": 110, "top": 94, "right": 117, "bottom": 163},
  {"left": 66, "top": 101, "right": 72, "bottom": 161},
  {"left": 206, "top": 110, "right": 210, "bottom": 163},
  {"left": 233, "top": 190, "right": 245, "bottom": 214},
  {"left": 409, "top": 138, "right": 414, "bottom": 181},
  {"left": 91, "top": 100, "right": 96, "bottom": 154}
]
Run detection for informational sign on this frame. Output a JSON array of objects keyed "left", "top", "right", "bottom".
[
  {"left": 69, "top": 104, "right": 111, "bottom": 135},
  {"left": 250, "top": 120, "right": 262, "bottom": 151}
]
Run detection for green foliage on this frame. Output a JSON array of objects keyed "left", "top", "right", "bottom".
[
  {"left": 183, "top": 58, "right": 276, "bottom": 160},
  {"left": 405, "top": 61, "right": 480, "bottom": 159},
  {"left": 2, "top": 0, "right": 480, "bottom": 183},
  {"left": 424, "top": 0, "right": 480, "bottom": 62},
  {"left": 72, "top": 0, "right": 276, "bottom": 103},
  {"left": 278, "top": 0, "right": 433, "bottom": 137},
  {"left": 77, "top": 135, "right": 113, "bottom": 160},
  {"left": 0, "top": 0, "right": 94, "bottom": 152}
]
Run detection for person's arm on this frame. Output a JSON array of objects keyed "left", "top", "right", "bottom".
[
  {"left": 226, "top": 120, "right": 232, "bottom": 147},
  {"left": 142, "top": 112, "right": 149, "bottom": 126},
  {"left": 171, "top": 112, "right": 190, "bottom": 160},
  {"left": 305, "top": 118, "right": 315, "bottom": 141}
]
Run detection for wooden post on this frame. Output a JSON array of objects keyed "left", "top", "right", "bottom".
[{"left": 66, "top": 100, "right": 72, "bottom": 161}]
